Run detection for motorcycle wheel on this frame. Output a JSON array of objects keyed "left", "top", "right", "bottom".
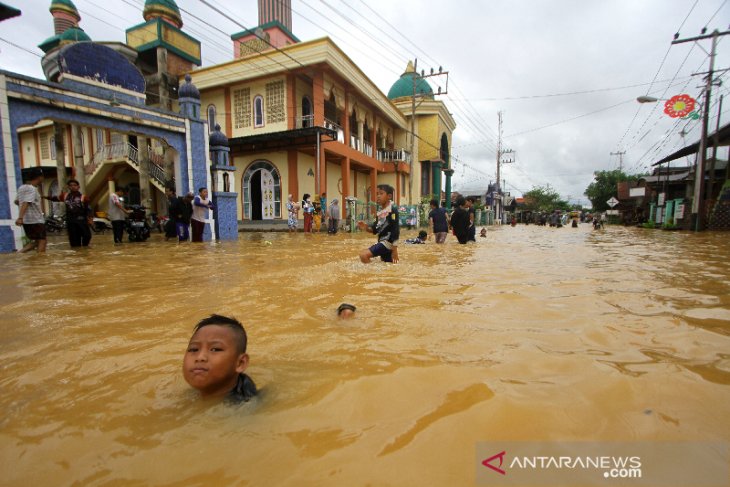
[{"left": 128, "top": 231, "right": 137, "bottom": 242}]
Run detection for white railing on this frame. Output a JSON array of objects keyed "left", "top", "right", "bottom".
[
  {"left": 363, "top": 141, "right": 373, "bottom": 157},
  {"left": 324, "top": 118, "right": 344, "bottom": 142},
  {"left": 350, "top": 135, "right": 360, "bottom": 150},
  {"left": 87, "top": 142, "right": 168, "bottom": 187},
  {"left": 296, "top": 114, "right": 314, "bottom": 129},
  {"left": 377, "top": 148, "right": 412, "bottom": 164}
]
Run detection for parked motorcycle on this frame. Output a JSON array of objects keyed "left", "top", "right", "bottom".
[
  {"left": 91, "top": 211, "right": 112, "bottom": 233},
  {"left": 45, "top": 214, "right": 65, "bottom": 233},
  {"left": 126, "top": 205, "right": 151, "bottom": 242}
]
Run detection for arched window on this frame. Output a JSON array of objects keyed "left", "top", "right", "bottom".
[
  {"left": 96, "top": 128, "right": 104, "bottom": 151},
  {"left": 207, "top": 105, "right": 217, "bottom": 132},
  {"left": 253, "top": 96, "right": 264, "bottom": 127},
  {"left": 302, "top": 96, "right": 312, "bottom": 128}
]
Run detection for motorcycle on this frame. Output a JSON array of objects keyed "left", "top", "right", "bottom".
[
  {"left": 125, "top": 205, "right": 151, "bottom": 242},
  {"left": 91, "top": 211, "right": 113, "bottom": 233},
  {"left": 45, "top": 214, "right": 65, "bottom": 233}
]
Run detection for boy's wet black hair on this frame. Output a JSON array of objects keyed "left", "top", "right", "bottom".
[
  {"left": 337, "top": 303, "right": 356, "bottom": 315},
  {"left": 192, "top": 314, "right": 248, "bottom": 354},
  {"left": 418, "top": 230, "right": 427, "bottom": 239},
  {"left": 377, "top": 184, "right": 394, "bottom": 198},
  {"left": 67, "top": 179, "right": 79, "bottom": 186},
  {"left": 454, "top": 196, "right": 466, "bottom": 207},
  {"left": 429, "top": 199, "right": 439, "bottom": 207}
]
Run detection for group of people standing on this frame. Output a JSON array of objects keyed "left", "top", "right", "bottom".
[
  {"left": 164, "top": 187, "right": 215, "bottom": 242},
  {"left": 428, "top": 196, "right": 479, "bottom": 245},
  {"left": 287, "top": 192, "right": 340, "bottom": 234}
]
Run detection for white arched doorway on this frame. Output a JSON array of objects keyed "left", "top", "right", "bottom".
[{"left": 242, "top": 161, "right": 281, "bottom": 220}]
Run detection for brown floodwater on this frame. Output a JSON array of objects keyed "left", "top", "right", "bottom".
[{"left": 0, "top": 224, "right": 728, "bottom": 486}]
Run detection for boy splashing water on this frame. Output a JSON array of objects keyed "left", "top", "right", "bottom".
[
  {"left": 183, "top": 315, "right": 257, "bottom": 402},
  {"left": 357, "top": 184, "right": 399, "bottom": 263}
]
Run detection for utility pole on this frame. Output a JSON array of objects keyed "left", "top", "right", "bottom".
[
  {"left": 610, "top": 150, "right": 626, "bottom": 172},
  {"left": 495, "top": 111, "right": 513, "bottom": 223},
  {"left": 408, "top": 59, "right": 448, "bottom": 205},
  {"left": 672, "top": 28, "right": 729, "bottom": 231}
]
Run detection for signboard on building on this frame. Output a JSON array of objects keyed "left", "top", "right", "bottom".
[
  {"left": 606, "top": 209, "right": 619, "bottom": 215},
  {"left": 675, "top": 204, "right": 685, "bottom": 219},
  {"left": 629, "top": 187, "right": 645, "bottom": 198},
  {"left": 607, "top": 197, "right": 619, "bottom": 208},
  {"left": 658, "top": 192, "right": 666, "bottom": 206}
]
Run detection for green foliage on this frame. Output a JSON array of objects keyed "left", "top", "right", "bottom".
[
  {"left": 641, "top": 221, "right": 656, "bottom": 229},
  {"left": 522, "top": 184, "right": 570, "bottom": 212},
  {"left": 584, "top": 170, "right": 644, "bottom": 212}
]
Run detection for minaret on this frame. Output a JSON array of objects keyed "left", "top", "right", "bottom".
[
  {"left": 232, "top": 0, "right": 298, "bottom": 58},
  {"left": 178, "top": 74, "right": 200, "bottom": 119},
  {"left": 126, "top": 0, "right": 201, "bottom": 109},
  {"left": 258, "top": 0, "right": 291, "bottom": 32},
  {"left": 50, "top": 0, "right": 80, "bottom": 35}
]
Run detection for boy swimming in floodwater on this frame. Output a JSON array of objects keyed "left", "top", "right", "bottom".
[{"left": 183, "top": 314, "right": 257, "bottom": 402}]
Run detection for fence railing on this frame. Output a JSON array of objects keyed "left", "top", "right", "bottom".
[
  {"left": 87, "top": 142, "right": 168, "bottom": 187},
  {"left": 376, "top": 148, "right": 412, "bottom": 164}
]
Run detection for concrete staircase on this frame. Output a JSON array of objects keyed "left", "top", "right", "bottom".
[{"left": 85, "top": 143, "right": 169, "bottom": 193}]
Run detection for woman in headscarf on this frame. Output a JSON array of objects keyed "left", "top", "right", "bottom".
[
  {"left": 302, "top": 193, "right": 313, "bottom": 233},
  {"left": 286, "top": 194, "right": 299, "bottom": 232}
]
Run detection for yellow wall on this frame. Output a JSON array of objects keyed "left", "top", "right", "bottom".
[
  {"left": 203, "top": 88, "right": 226, "bottom": 134},
  {"left": 226, "top": 76, "right": 288, "bottom": 138}
]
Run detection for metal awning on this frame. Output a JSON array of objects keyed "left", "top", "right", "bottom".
[
  {"left": 652, "top": 123, "right": 730, "bottom": 166},
  {"left": 0, "top": 3, "right": 20, "bottom": 21},
  {"left": 228, "top": 126, "right": 337, "bottom": 154},
  {"left": 640, "top": 171, "right": 691, "bottom": 183}
]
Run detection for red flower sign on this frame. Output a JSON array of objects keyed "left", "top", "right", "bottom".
[{"left": 664, "top": 94, "right": 696, "bottom": 118}]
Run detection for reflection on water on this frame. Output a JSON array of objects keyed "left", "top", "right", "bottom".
[{"left": 0, "top": 225, "right": 728, "bottom": 485}]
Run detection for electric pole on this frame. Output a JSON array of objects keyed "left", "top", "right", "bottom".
[
  {"left": 495, "top": 111, "right": 513, "bottom": 223},
  {"left": 408, "top": 59, "right": 448, "bottom": 205},
  {"left": 672, "top": 28, "right": 730, "bottom": 231},
  {"left": 610, "top": 150, "right": 626, "bottom": 172}
]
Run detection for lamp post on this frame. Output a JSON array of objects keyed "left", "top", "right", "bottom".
[{"left": 637, "top": 93, "right": 706, "bottom": 230}]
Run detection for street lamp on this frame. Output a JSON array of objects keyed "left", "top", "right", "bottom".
[{"left": 636, "top": 93, "right": 706, "bottom": 230}]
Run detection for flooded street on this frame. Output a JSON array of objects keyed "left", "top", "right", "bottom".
[{"left": 0, "top": 225, "right": 728, "bottom": 486}]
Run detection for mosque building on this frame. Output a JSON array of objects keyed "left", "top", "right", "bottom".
[
  {"left": 1, "top": 0, "right": 456, "bottom": 251},
  {"left": 194, "top": 0, "right": 456, "bottom": 220}
]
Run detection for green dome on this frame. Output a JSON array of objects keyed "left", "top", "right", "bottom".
[
  {"left": 387, "top": 61, "right": 433, "bottom": 100},
  {"left": 60, "top": 27, "right": 91, "bottom": 42},
  {"left": 143, "top": 0, "right": 182, "bottom": 27}
]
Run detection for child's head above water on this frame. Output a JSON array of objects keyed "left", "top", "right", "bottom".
[{"left": 183, "top": 314, "right": 250, "bottom": 398}]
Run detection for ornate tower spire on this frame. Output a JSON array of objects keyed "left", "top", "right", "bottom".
[
  {"left": 50, "top": 0, "right": 80, "bottom": 35},
  {"left": 258, "top": 0, "right": 291, "bottom": 31},
  {"left": 143, "top": 0, "right": 183, "bottom": 28}
]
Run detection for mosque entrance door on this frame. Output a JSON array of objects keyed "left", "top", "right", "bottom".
[{"left": 243, "top": 161, "right": 280, "bottom": 221}]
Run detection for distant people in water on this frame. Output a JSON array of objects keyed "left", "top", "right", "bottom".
[
  {"left": 479, "top": 227, "right": 487, "bottom": 238},
  {"left": 337, "top": 303, "right": 356, "bottom": 319},
  {"left": 183, "top": 314, "right": 257, "bottom": 403},
  {"left": 405, "top": 230, "right": 427, "bottom": 244}
]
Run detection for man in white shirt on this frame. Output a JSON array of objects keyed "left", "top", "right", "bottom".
[
  {"left": 108, "top": 187, "right": 131, "bottom": 243},
  {"left": 15, "top": 168, "right": 47, "bottom": 253},
  {"left": 191, "top": 187, "right": 214, "bottom": 242}
]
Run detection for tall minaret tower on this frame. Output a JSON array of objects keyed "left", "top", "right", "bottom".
[
  {"left": 258, "top": 0, "right": 292, "bottom": 32},
  {"left": 232, "top": 0, "right": 298, "bottom": 58}
]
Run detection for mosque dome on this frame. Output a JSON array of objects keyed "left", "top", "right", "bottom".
[
  {"left": 387, "top": 61, "right": 433, "bottom": 100},
  {"left": 209, "top": 124, "right": 229, "bottom": 147},
  {"left": 178, "top": 74, "right": 200, "bottom": 99},
  {"left": 59, "top": 27, "right": 90, "bottom": 42},
  {"left": 50, "top": 0, "right": 80, "bottom": 21},
  {"left": 143, "top": 0, "right": 183, "bottom": 28}
]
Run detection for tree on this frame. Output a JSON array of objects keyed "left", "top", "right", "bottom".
[
  {"left": 522, "top": 184, "right": 570, "bottom": 212},
  {"left": 584, "top": 170, "right": 642, "bottom": 212}
]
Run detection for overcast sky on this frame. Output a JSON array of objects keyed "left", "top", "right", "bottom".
[{"left": 2, "top": 0, "right": 729, "bottom": 206}]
